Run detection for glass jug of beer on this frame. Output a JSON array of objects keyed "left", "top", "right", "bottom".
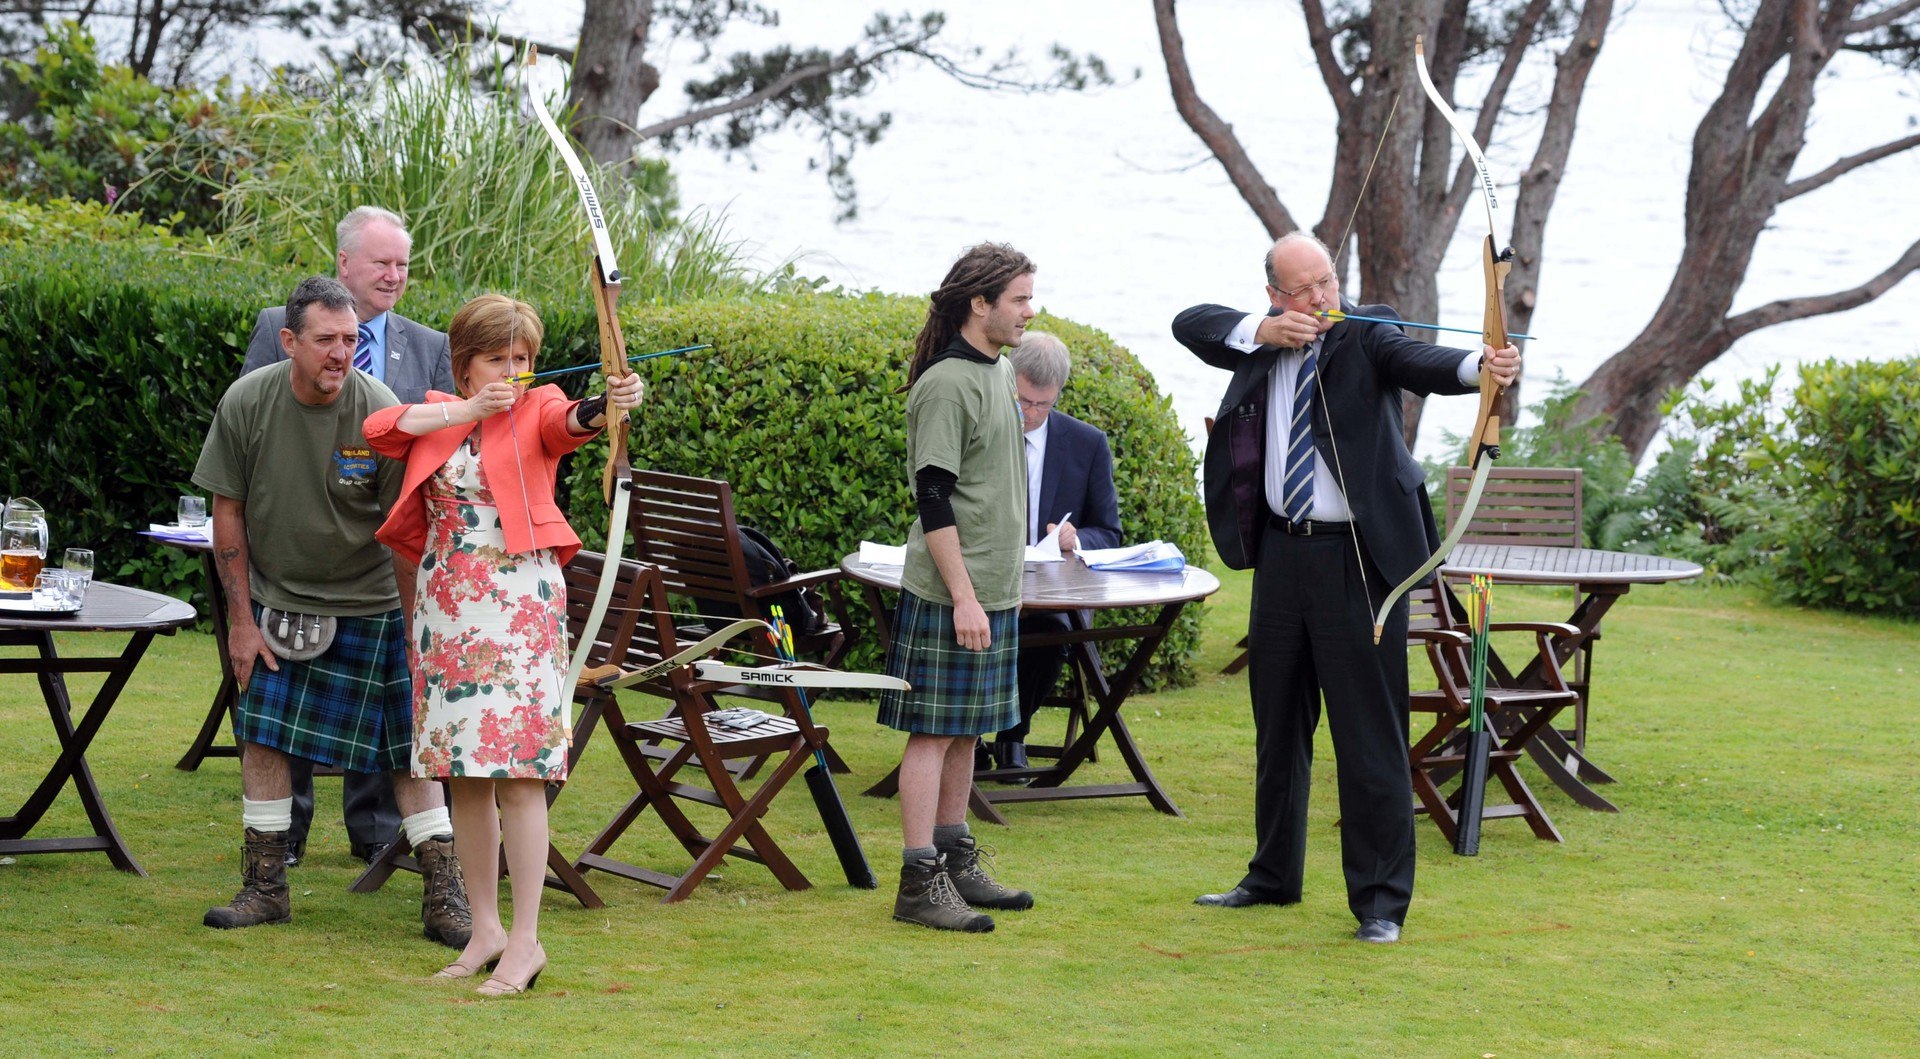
[{"left": 2, "top": 497, "right": 50, "bottom": 591}]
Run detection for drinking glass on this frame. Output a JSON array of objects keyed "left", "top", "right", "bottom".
[
  {"left": 33, "top": 570, "right": 76, "bottom": 611},
  {"left": 64, "top": 548, "right": 94, "bottom": 584},
  {"left": 178, "top": 495, "right": 209, "bottom": 527}
]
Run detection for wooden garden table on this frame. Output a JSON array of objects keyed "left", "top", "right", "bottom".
[
  {"left": 1, "top": 582, "right": 196, "bottom": 873},
  {"left": 1439, "top": 543, "right": 1703, "bottom": 811}
]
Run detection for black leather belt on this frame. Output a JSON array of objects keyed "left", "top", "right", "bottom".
[{"left": 1268, "top": 513, "right": 1351, "bottom": 537}]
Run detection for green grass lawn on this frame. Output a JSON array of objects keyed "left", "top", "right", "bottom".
[{"left": 3, "top": 573, "right": 1915, "bottom": 1056}]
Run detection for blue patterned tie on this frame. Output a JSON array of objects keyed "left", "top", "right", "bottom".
[
  {"left": 1280, "top": 343, "right": 1318, "bottom": 523},
  {"left": 354, "top": 323, "right": 376, "bottom": 373}
]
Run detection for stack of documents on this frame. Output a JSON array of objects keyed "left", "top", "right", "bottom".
[
  {"left": 859, "top": 541, "right": 907, "bottom": 566},
  {"left": 147, "top": 523, "right": 212, "bottom": 544},
  {"left": 1077, "top": 541, "right": 1186, "bottom": 573}
]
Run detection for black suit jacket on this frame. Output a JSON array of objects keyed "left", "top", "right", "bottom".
[
  {"left": 242, "top": 306, "right": 453, "bottom": 404},
  {"left": 1033, "top": 410, "right": 1121, "bottom": 551},
  {"left": 1172, "top": 301, "right": 1474, "bottom": 584}
]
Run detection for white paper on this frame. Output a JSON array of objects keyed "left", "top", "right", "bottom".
[
  {"left": 1023, "top": 523, "right": 1065, "bottom": 563},
  {"left": 1077, "top": 540, "right": 1187, "bottom": 572},
  {"left": 1023, "top": 510, "right": 1072, "bottom": 563},
  {"left": 859, "top": 540, "right": 907, "bottom": 566},
  {"left": 148, "top": 522, "right": 212, "bottom": 543}
]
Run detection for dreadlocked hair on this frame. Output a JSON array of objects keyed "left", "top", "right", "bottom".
[{"left": 904, "top": 242, "right": 1035, "bottom": 390}]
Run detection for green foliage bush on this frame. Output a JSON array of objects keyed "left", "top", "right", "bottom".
[
  {"left": 0, "top": 243, "right": 1208, "bottom": 684},
  {"left": 0, "top": 23, "right": 254, "bottom": 233},
  {"left": 1770, "top": 358, "right": 1920, "bottom": 615}
]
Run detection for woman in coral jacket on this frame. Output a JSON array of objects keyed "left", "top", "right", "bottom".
[{"left": 365, "top": 293, "right": 642, "bottom": 997}]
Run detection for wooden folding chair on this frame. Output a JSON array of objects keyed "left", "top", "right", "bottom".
[
  {"left": 569, "top": 561, "right": 834, "bottom": 902},
  {"left": 1406, "top": 582, "right": 1579, "bottom": 845},
  {"left": 627, "top": 470, "right": 857, "bottom": 775},
  {"left": 1443, "top": 465, "right": 1599, "bottom": 748}
]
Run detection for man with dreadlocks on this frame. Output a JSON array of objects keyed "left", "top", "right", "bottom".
[{"left": 878, "top": 242, "right": 1039, "bottom": 933}]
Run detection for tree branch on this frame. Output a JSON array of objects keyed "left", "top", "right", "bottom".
[
  {"left": 629, "top": 47, "right": 882, "bottom": 142},
  {"left": 1440, "top": 0, "right": 1552, "bottom": 240},
  {"left": 415, "top": 15, "right": 575, "bottom": 66},
  {"left": 1846, "top": 0, "right": 1920, "bottom": 34},
  {"left": 1300, "top": 0, "right": 1354, "bottom": 113},
  {"left": 1724, "top": 237, "right": 1920, "bottom": 339},
  {"left": 1782, "top": 131, "right": 1920, "bottom": 199},
  {"left": 1152, "top": 0, "right": 1297, "bottom": 237}
]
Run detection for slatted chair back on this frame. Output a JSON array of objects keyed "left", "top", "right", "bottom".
[
  {"left": 1444, "top": 466, "right": 1583, "bottom": 547},
  {"left": 564, "top": 549, "right": 669, "bottom": 681},
  {"left": 629, "top": 469, "right": 851, "bottom": 669}
]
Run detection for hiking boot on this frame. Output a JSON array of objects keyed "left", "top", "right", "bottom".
[
  {"left": 939, "top": 833, "right": 1034, "bottom": 911},
  {"left": 203, "top": 827, "right": 292, "bottom": 929},
  {"left": 893, "top": 855, "right": 994, "bottom": 933},
  {"left": 416, "top": 835, "right": 473, "bottom": 949}
]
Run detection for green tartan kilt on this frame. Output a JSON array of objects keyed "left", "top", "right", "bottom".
[{"left": 876, "top": 589, "right": 1020, "bottom": 736}]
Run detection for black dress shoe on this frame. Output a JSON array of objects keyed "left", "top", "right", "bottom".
[
  {"left": 1354, "top": 918, "right": 1401, "bottom": 943},
  {"left": 973, "top": 739, "right": 993, "bottom": 773},
  {"left": 1194, "top": 885, "right": 1288, "bottom": 908},
  {"left": 351, "top": 841, "right": 389, "bottom": 865},
  {"left": 283, "top": 841, "right": 305, "bottom": 868},
  {"left": 993, "top": 740, "right": 1028, "bottom": 770}
]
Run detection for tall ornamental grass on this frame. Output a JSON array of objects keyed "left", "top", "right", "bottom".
[{"left": 219, "top": 42, "right": 754, "bottom": 307}]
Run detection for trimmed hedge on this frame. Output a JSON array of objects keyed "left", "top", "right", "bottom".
[{"left": 1, "top": 240, "right": 1206, "bottom": 686}]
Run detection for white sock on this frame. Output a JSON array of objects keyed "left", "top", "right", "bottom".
[
  {"left": 402, "top": 807, "right": 453, "bottom": 849},
  {"left": 241, "top": 796, "right": 293, "bottom": 834}
]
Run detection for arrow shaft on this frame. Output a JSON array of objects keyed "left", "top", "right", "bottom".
[
  {"left": 511, "top": 343, "right": 709, "bottom": 383},
  {"left": 1321, "top": 311, "right": 1533, "bottom": 341}
]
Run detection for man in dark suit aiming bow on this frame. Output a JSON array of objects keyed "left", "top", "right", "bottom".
[
  {"left": 240, "top": 205, "right": 453, "bottom": 865},
  {"left": 1172, "top": 232, "right": 1520, "bottom": 943},
  {"left": 986, "top": 331, "right": 1122, "bottom": 771}
]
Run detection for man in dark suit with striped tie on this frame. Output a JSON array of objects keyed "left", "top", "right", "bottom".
[
  {"left": 1171, "top": 232, "right": 1520, "bottom": 943},
  {"left": 240, "top": 205, "right": 452, "bottom": 865}
]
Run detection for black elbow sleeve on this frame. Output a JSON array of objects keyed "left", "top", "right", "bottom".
[{"left": 914, "top": 465, "right": 959, "bottom": 532}]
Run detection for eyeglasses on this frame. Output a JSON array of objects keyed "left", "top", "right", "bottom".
[
  {"left": 1017, "top": 397, "right": 1057, "bottom": 413},
  {"left": 1273, "top": 272, "right": 1338, "bottom": 301}
]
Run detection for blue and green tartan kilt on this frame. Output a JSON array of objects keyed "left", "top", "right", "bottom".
[
  {"left": 876, "top": 589, "right": 1020, "bottom": 736},
  {"left": 236, "top": 606, "right": 414, "bottom": 773}
]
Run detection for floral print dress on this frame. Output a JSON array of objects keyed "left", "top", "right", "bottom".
[{"left": 410, "top": 437, "right": 570, "bottom": 780}]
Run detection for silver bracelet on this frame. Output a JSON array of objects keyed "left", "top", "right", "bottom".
[{"left": 440, "top": 403, "right": 451, "bottom": 425}]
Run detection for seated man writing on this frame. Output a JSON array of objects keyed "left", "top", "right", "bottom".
[{"left": 986, "top": 330, "right": 1121, "bottom": 771}]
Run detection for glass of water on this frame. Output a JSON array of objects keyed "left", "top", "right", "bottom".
[
  {"left": 178, "top": 495, "right": 209, "bottom": 527},
  {"left": 33, "top": 570, "right": 79, "bottom": 610}
]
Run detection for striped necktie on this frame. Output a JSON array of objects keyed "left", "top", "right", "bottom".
[
  {"left": 1280, "top": 343, "right": 1319, "bottom": 523},
  {"left": 354, "top": 323, "right": 376, "bottom": 373}
]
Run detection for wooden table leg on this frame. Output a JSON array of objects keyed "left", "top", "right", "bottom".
[
  {"left": 177, "top": 549, "right": 238, "bottom": 771},
  {"left": 0, "top": 630, "right": 154, "bottom": 874},
  {"left": 988, "top": 604, "right": 1186, "bottom": 818}
]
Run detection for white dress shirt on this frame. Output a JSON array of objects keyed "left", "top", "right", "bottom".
[
  {"left": 1225, "top": 313, "right": 1479, "bottom": 521},
  {"left": 1024, "top": 415, "right": 1049, "bottom": 545}
]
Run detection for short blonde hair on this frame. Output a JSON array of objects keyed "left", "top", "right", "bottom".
[{"left": 448, "top": 294, "right": 544, "bottom": 394}]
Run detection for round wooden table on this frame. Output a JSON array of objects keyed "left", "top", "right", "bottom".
[
  {"left": 1, "top": 581, "right": 196, "bottom": 874},
  {"left": 841, "top": 554, "right": 1219, "bottom": 824},
  {"left": 1440, "top": 543, "right": 1704, "bottom": 811}
]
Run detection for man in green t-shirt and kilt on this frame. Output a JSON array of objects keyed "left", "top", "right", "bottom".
[
  {"left": 192, "top": 276, "right": 471, "bottom": 948},
  {"left": 879, "top": 243, "right": 1041, "bottom": 932}
]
